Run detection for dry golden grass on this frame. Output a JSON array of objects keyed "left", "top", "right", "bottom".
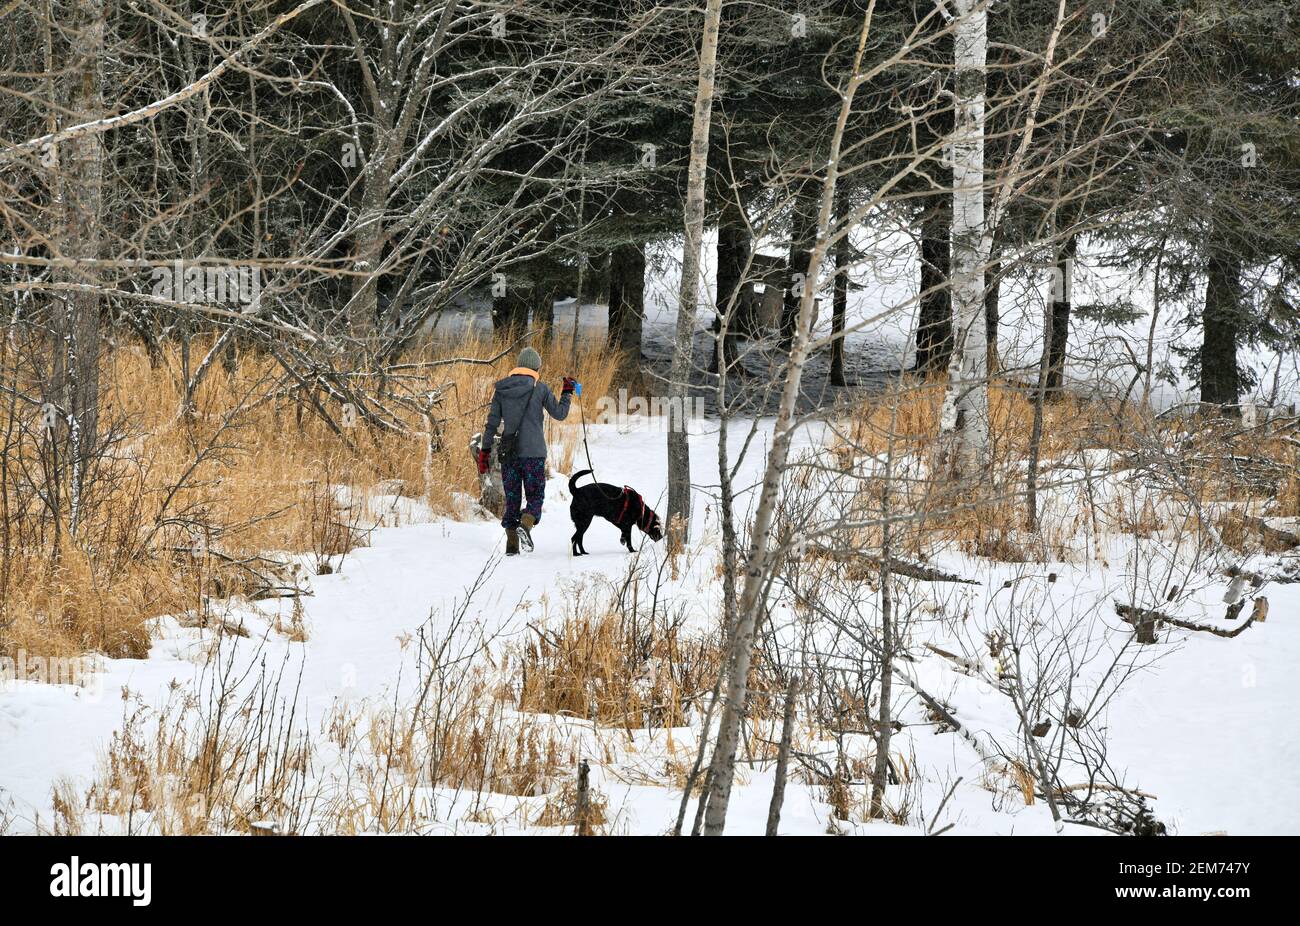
[
  {"left": 1279, "top": 472, "right": 1300, "bottom": 519},
  {"left": 515, "top": 600, "right": 722, "bottom": 730},
  {"left": 531, "top": 772, "right": 608, "bottom": 831},
  {"left": 831, "top": 378, "right": 1179, "bottom": 562},
  {"left": 1, "top": 329, "right": 623, "bottom": 664},
  {"left": 1, "top": 552, "right": 164, "bottom": 660},
  {"left": 77, "top": 683, "right": 314, "bottom": 836},
  {"left": 1152, "top": 416, "right": 1300, "bottom": 554},
  {"left": 78, "top": 653, "right": 590, "bottom": 833},
  {"left": 841, "top": 376, "right": 1143, "bottom": 465}
]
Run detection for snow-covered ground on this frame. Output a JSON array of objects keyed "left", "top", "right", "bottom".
[{"left": 2, "top": 414, "right": 1297, "bottom": 835}]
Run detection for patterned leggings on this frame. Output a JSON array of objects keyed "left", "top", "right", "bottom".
[{"left": 501, "top": 457, "right": 546, "bottom": 529}]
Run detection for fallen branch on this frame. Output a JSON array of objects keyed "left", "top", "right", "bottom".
[
  {"left": 1053, "top": 782, "right": 1157, "bottom": 801},
  {"left": 164, "top": 545, "right": 311, "bottom": 600},
  {"left": 1115, "top": 601, "right": 1261, "bottom": 640},
  {"left": 923, "top": 642, "right": 985, "bottom": 676},
  {"left": 890, "top": 664, "right": 995, "bottom": 762},
  {"left": 174, "top": 611, "right": 251, "bottom": 638},
  {"left": 1238, "top": 514, "right": 1300, "bottom": 552}
]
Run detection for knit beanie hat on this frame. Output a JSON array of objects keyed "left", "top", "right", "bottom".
[{"left": 517, "top": 347, "right": 542, "bottom": 371}]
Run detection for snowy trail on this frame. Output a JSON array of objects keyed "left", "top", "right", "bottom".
[{"left": 245, "top": 414, "right": 783, "bottom": 708}]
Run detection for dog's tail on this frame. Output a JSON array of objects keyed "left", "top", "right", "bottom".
[{"left": 568, "top": 469, "right": 593, "bottom": 493}]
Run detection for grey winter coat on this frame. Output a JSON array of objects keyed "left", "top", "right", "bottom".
[{"left": 482, "top": 372, "right": 571, "bottom": 459}]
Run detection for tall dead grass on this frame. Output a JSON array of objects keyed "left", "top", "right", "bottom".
[
  {"left": 841, "top": 376, "right": 1143, "bottom": 465},
  {"left": 514, "top": 597, "right": 723, "bottom": 731},
  {"left": 69, "top": 574, "right": 681, "bottom": 834},
  {"left": 0, "top": 329, "right": 622, "bottom": 664},
  {"left": 825, "top": 379, "right": 1118, "bottom": 561},
  {"left": 833, "top": 378, "right": 1300, "bottom": 565}
]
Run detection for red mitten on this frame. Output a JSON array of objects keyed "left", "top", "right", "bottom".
[
  {"left": 561, "top": 376, "right": 577, "bottom": 395},
  {"left": 477, "top": 449, "right": 490, "bottom": 475}
]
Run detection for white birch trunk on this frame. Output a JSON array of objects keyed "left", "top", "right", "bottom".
[
  {"left": 666, "top": 0, "right": 724, "bottom": 537},
  {"left": 937, "top": 0, "right": 991, "bottom": 471}
]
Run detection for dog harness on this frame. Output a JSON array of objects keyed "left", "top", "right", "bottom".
[{"left": 618, "top": 487, "right": 646, "bottom": 527}]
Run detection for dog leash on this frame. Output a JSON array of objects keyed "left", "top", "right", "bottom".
[{"left": 577, "top": 395, "right": 625, "bottom": 501}]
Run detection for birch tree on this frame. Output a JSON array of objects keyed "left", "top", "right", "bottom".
[
  {"left": 666, "top": 0, "right": 724, "bottom": 541},
  {"left": 937, "top": 0, "right": 1073, "bottom": 469},
  {"left": 936, "top": 0, "right": 991, "bottom": 472}
]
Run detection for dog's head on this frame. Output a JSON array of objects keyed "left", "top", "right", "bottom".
[{"left": 640, "top": 507, "right": 664, "bottom": 542}]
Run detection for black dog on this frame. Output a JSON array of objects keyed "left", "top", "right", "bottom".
[{"left": 568, "top": 469, "right": 664, "bottom": 555}]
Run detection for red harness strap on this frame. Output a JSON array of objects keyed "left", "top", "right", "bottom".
[{"left": 618, "top": 487, "right": 645, "bottom": 526}]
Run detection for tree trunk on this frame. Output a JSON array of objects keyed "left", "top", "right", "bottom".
[
  {"left": 666, "top": 0, "right": 725, "bottom": 541},
  {"left": 829, "top": 185, "right": 850, "bottom": 387},
  {"left": 781, "top": 185, "right": 817, "bottom": 350},
  {"left": 536, "top": 283, "right": 557, "bottom": 339},
  {"left": 868, "top": 560, "right": 894, "bottom": 818},
  {"left": 984, "top": 258, "right": 1001, "bottom": 376},
  {"left": 1200, "top": 245, "right": 1242, "bottom": 409},
  {"left": 1045, "top": 236, "right": 1074, "bottom": 396},
  {"left": 351, "top": 157, "right": 391, "bottom": 344},
  {"left": 830, "top": 229, "right": 849, "bottom": 387},
  {"left": 1026, "top": 264, "right": 1056, "bottom": 531},
  {"left": 713, "top": 200, "right": 749, "bottom": 375},
  {"left": 937, "top": 0, "right": 991, "bottom": 472},
  {"left": 608, "top": 242, "right": 645, "bottom": 384},
  {"left": 914, "top": 202, "right": 952, "bottom": 375},
  {"left": 703, "top": 11, "right": 874, "bottom": 834},
  {"left": 607, "top": 252, "right": 624, "bottom": 349},
  {"left": 492, "top": 286, "right": 530, "bottom": 336},
  {"left": 765, "top": 671, "right": 799, "bottom": 836},
  {"left": 49, "top": 0, "right": 105, "bottom": 534}
]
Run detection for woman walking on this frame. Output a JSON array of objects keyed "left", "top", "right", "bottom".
[{"left": 477, "top": 347, "right": 575, "bottom": 555}]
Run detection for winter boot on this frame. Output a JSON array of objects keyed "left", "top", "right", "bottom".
[
  {"left": 505, "top": 527, "right": 520, "bottom": 556},
  {"left": 519, "top": 513, "right": 536, "bottom": 553}
]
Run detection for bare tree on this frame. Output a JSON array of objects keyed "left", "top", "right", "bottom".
[
  {"left": 936, "top": 0, "right": 993, "bottom": 472},
  {"left": 666, "top": 0, "right": 725, "bottom": 544},
  {"left": 702, "top": 5, "right": 877, "bottom": 835},
  {"left": 47, "top": 0, "right": 106, "bottom": 536}
]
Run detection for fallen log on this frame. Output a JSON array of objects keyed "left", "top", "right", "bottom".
[
  {"left": 1220, "top": 512, "right": 1300, "bottom": 553},
  {"left": 884, "top": 559, "right": 981, "bottom": 584},
  {"left": 1114, "top": 600, "right": 1263, "bottom": 641},
  {"left": 1053, "top": 783, "right": 1157, "bottom": 801},
  {"left": 923, "top": 642, "right": 985, "bottom": 676},
  {"left": 1241, "top": 515, "right": 1300, "bottom": 551},
  {"left": 174, "top": 610, "right": 251, "bottom": 638}
]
